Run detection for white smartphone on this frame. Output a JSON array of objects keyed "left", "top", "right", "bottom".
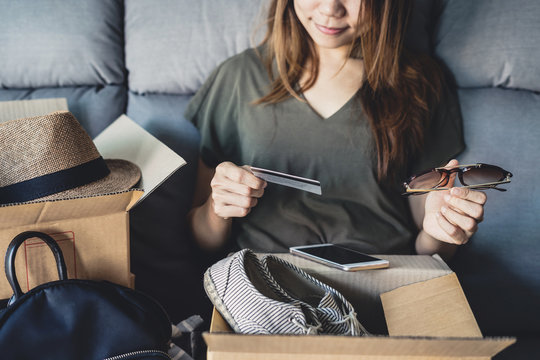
[{"left": 289, "top": 243, "right": 389, "bottom": 271}]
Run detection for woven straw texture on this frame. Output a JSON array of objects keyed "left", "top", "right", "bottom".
[
  {"left": 0, "top": 111, "right": 99, "bottom": 186},
  {"left": 0, "top": 111, "right": 140, "bottom": 202}
]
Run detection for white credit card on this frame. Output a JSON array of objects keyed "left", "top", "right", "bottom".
[{"left": 250, "top": 167, "right": 322, "bottom": 195}]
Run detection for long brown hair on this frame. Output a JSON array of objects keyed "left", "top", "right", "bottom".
[{"left": 256, "top": 0, "right": 444, "bottom": 181}]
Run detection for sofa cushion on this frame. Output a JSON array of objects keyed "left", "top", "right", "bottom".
[
  {"left": 0, "top": 0, "right": 124, "bottom": 88},
  {"left": 452, "top": 87, "right": 540, "bottom": 335},
  {"left": 125, "top": 0, "right": 268, "bottom": 95},
  {"left": 0, "top": 86, "right": 126, "bottom": 138},
  {"left": 435, "top": 0, "right": 540, "bottom": 91}
]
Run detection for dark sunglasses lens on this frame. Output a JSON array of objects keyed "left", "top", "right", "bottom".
[
  {"left": 462, "top": 167, "right": 505, "bottom": 185},
  {"left": 409, "top": 171, "right": 447, "bottom": 190}
]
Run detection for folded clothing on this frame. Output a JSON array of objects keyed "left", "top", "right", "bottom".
[{"left": 203, "top": 249, "right": 368, "bottom": 336}]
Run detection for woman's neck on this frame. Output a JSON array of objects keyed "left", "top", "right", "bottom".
[
  {"left": 317, "top": 45, "right": 352, "bottom": 69},
  {"left": 300, "top": 46, "right": 364, "bottom": 119},
  {"left": 304, "top": 44, "right": 363, "bottom": 84}
]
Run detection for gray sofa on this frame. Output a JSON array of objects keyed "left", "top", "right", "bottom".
[{"left": 1, "top": 0, "right": 538, "bottom": 358}]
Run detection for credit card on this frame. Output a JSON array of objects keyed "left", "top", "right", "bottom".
[{"left": 250, "top": 167, "right": 322, "bottom": 195}]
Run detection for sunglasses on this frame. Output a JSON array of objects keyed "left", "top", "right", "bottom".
[{"left": 403, "top": 163, "right": 512, "bottom": 196}]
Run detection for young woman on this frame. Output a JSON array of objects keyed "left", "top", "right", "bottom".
[{"left": 186, "top": 0, "right": 487, "bottom": 260}]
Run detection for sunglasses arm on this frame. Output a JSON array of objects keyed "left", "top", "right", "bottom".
[
  {"left": 476, "top": 186, "right": 507, "bottom": 192},
  {"left": 403, "top": 185, "right": 508, "bottom": 196}
]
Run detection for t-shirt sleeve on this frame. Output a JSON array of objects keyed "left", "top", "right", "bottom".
[
  {"left": 184, "top": 60, "right": 239, "bottom": 168},
  {"left": 408, "top": 82, "right": 465, "bottom": 176}
]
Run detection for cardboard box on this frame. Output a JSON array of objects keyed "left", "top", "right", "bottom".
[
  {"left": 204, "top": 254, "right": 515, "bottom": 359},
  {"left": 0, "top": 99, "right": 185, "bottom": 298}
]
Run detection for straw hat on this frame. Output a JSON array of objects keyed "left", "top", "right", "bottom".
[{"left": 0, "top": 111, "right": 141, "bottom": 205}]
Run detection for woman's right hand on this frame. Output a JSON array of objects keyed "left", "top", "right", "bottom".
[{"left": 209, "top": 161, "right": 267, "bottom": 219}]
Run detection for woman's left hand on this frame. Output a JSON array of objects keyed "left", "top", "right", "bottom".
[{"left": 422, "top": 160, "right": 488, "bottom": 245}]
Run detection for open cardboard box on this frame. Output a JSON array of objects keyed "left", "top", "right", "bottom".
[
  {"left": 204, "top": 254, "right": 515, "bottom": 360},
  {"left": 0, "top": 99, "right": 185, "bottom": 298}
]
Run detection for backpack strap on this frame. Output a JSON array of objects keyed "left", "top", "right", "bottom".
[{"left": 5, "top": 231, "right": 68, "bottom": 303}]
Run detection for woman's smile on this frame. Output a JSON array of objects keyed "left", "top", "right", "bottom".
[
  {"left": 315, "top": 23, "right": 349, "bottom": 35},
  {"left": 294, "top": 0, "right": 362, "bottom": 50}
]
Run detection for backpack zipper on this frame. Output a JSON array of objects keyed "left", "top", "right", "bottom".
[{"left": 103, "top": 349, "right": 171, "bottom": 360}]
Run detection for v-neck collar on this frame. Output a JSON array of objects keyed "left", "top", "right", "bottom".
[{"left": 299, "top": 89, "right": 360, "bottom": 121}]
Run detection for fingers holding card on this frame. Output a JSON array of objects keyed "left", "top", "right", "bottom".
[{"left": 250, "top": 167, "right": 322, "bottom": 195}]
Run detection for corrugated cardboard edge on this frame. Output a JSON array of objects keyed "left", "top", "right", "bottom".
[
  {"left": 204, "top": 329, "right": 515, "bottom": 358},
  {"left": 0, "top": 98, "right": 68, "bottom": 122},
  {"left": 0, "top": 189, "right": 143, "bottom": 209},
  {"left": 206, "top": 283, "right": 516, "bottom": 358},
  {"left": 0, "top": 190, "right": 143, "bottom": 229},
  {"left": 381, "top": 273, "right": 483, "bottom": 338}
]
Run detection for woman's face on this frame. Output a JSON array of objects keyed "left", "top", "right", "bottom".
[{"left": 293, "top": 0, "right": 362, "bottom": 51}]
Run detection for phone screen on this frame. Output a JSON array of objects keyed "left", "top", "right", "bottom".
[{"left": 296, "top": 245, "right": 381, "bottom": 265}]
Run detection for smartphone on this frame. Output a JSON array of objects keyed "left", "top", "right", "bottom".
[{"left": 289, "top": 243, "right": 389, "bottom": 271}]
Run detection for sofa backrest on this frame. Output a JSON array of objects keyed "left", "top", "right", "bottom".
[
  {"left": 434, "top": 0, "right": 540, "bottom": 337},
  {"left": 0, "top": 0, "right": 126, "bottom": 137}
]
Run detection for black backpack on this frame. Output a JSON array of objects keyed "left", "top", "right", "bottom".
[{"left": 0, "top": 231, "right": 173, "bottom": 359}]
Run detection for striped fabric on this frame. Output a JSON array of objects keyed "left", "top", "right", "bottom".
[
  {"left": 204, "top": 249, "right": 316, "bottom": 334},
  {"left": 167, "top": 315, "right": 205, "bottom": 360},
  {"left": 262, "top": 255, "right": 368, "bottom": 336},
  {"left": 204, "top": 249, "right": 369, "bottom": 336}
]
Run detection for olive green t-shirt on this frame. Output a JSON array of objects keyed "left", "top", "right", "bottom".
[{"left": 185, "top": 48, "right": 464, "bottom": 254}]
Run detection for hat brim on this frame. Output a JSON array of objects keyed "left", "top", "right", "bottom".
[{"left": 35, "top": 159, "right": 141, "bottom": 202}]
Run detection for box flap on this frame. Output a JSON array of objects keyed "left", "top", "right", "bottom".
[
  {"left": 204, "top": 332, "right": 515, "bottom": 358},
  {"left": 268, "top": 253, "right": 453, "bottom": 298},
  {"left": 207, "top": 308, "right": 515, "bottom": 358},
  {"left": 381, "top": 273, "right": 482, "bottom": 338},
  {"left": 93, "top": 115, "right": 186, "bottom": 208},
  {"left": 0, "top": 190, "right": 142, "bottom": 229},
  {"left": 266, "top": 253, "right": 454, "bottom": 334},
  {"left": 0, "top": 98, "right": 68, "bottom": 122},
  {"left": 210, "top": 307, "right": 235, "bottom": 333}
]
